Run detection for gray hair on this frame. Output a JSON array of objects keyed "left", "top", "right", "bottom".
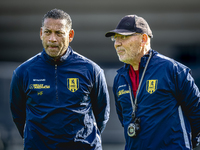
[{"left": 42, "top": 8, "right": 72, "bottom": 30}]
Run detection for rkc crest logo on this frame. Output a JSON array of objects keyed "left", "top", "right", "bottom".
[
  {"left": 67, "top": 78, "right": 79, "bottom": 92},
  {"left": 146, "top": 80, "right": 158, "bottom": 94}
]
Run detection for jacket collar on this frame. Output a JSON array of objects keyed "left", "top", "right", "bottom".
[{"left": 41, "top": 46, "right": 72, "bottom": 65}]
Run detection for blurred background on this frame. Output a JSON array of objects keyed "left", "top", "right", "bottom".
[{"left": 0, "top": 0, "right": 200, "bottom": 149}]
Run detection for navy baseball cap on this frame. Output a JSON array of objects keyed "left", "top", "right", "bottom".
[{"left": 105, "top": 15, "right": 153, "bottom": 38}]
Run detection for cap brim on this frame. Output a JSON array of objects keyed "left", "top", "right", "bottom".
[{"left": 105, "top": 29, "right": 136, "bottom": 37}]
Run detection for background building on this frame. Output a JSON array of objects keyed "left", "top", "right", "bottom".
[{"left": 0, "top": 0, "right": 200, "bottom": 149}]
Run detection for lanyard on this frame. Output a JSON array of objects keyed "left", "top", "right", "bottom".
[{"left": 129, "top": 51, "right": 152, "bottom": 119}]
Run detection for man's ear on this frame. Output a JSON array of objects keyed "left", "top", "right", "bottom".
[
  {"left": 69, "top": 29, "right": 75, "bottom": 43},
  {"left": 141, "top": 33, "right": 148, "bottom": 46},
  {"left": 40, "top": 27, "right": 43, "bottom": 40}
]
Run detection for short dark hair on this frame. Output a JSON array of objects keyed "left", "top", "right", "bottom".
[{"left": 42, "top": 8, "right": 72, "bottom": 30}]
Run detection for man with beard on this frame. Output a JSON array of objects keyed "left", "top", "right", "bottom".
[{"left": 105, "top": 15, "right": 200, "bottom": 150}]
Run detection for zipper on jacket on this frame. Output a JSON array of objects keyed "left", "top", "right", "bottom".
[{"left": 55, "top": 64, "right": 59, "bottom": 103}]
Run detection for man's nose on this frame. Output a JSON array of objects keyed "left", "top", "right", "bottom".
[
  {"left": 114, "top": 39, "right": 122, "bottom": 47},
  {"left": 49, "top": 33, "right": 57, "bottom": 42}
]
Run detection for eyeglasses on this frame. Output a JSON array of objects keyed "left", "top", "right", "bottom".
[{"left": 111, "top": 33, "right": 141, "bottom": 42}]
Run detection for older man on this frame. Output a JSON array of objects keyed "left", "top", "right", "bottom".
[{"left": 105, "top": 15, "right": 200, "bottom": 150}]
